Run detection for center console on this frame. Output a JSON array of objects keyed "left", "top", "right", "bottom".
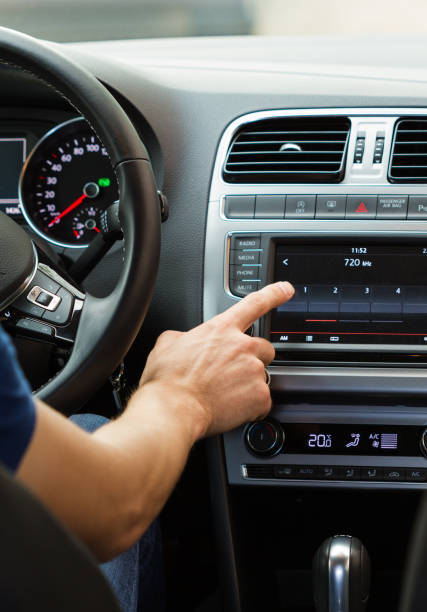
[{"left": 204, "top": 108, "right": 427, "bottom": 490}]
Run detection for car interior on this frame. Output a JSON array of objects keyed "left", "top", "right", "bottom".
[{"left": 3, "top": 5, "right": 427, "bottom": 610}]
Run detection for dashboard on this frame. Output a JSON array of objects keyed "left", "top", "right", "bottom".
[
  {"left": 201, "top": 107, "right": 427, "bottom": 492},
  {"left": 4, "top": 33, "right": 427, "bottom": 611}
]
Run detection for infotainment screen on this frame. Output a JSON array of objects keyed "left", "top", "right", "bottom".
[{"left": 270, "top": 244, "right": 427, "bottom": 347}]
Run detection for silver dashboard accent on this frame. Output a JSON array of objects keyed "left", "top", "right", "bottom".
[
  {"left": 328, "top": 537, "right": 351, "bottom": 612},
  {"left": 206, "top": 108, "right": 427, "bottom": 489},
  {"left": 27, "top": 286, "right": 61, "bottom": 311}
]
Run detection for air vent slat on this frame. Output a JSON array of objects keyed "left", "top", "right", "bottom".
[
  {"left": 224, "top": 116, "right": 350, "bottom": 184},
  {"left": 390, "top": 119, "right": 427, "bottom": 182}
]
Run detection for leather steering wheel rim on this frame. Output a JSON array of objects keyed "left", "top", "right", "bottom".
[{"left": 0, "top": 27, "right": 161, "bottom": 412}]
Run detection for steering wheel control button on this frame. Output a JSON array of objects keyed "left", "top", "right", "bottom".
[
  {"left": 42, "top": 288, "right": 73, "bottom": 325},
  {"left": 376, "top": 196, "right": 408, "bottom": 219},
  {"left": 407, "top": 196, "right": 427, "bottom": 219},
  {"left": 231, "top": 234, "right": 261, "bottom": 250},
  {"left": 224, "top": 195, "right": 255, "bottom": 218},
  {"left": 315, "top": 195, "right": 346, "bottom": 219},
  {"left": 12, "top": 292, "right": 44, "bottom": 318},
  {"left": 245, "top": 420, "right": 284, "bottom": 457},
  {"left": 32, "top": 270, "right": 61, "bottom": 295},
  {"left": 16, "top": 318, "right": 53, "bottom": 337},
  {"left": 254, "top": 195, "right": 285, "bottom": 219},
  {"left": 27, "top": 286, "right": 61, "bottom": 311},
  {"left": 346, "top": 196, "right": 377, "bottom": 219},
  {"left": 285, "top": 195, "right": 315, "bottom": 218}
]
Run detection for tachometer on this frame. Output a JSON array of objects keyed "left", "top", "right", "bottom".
[{"left": 19, "top": 117, "right": 118, "bottom": 248}]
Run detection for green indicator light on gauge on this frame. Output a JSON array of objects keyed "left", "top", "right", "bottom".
[{"left": 98, "top": 177, "right": 110, "bottom": 187}]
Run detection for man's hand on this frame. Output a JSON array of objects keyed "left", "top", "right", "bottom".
[
  {"left": 17, "top": 281, "right": 294, "bottom": 560},
  {"left": 139, "top": 281, "right": 294, "bottom": 438}
]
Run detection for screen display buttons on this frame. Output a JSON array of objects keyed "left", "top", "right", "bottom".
[{"left": 346, "top": 196, "right": 377, "bottom": 218}]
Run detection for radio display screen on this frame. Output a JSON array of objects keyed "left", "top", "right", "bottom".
[
  {"left": 270, "top": 244, "right": 427, "bottom": 347},
  {"left": 282, "top": 423, "right": 421, "bottom": 456}
]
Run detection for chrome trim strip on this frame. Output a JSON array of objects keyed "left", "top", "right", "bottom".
[
  {"left": 328, "top": 537, "right": 351, "bottom": 612},
  {"left": 0, "top": 243, "right": 38, "bottom": 312}
]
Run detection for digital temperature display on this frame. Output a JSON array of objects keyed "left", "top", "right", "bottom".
[
  {"left": 283, "top": 424, "right": 421, "bottom": 456},
  {"left": 270, "top": 244, "right": 427, "bottom": 346}
]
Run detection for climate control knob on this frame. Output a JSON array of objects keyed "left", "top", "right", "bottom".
[
  {"left": 420, "top": 429, "right": 427, "bottom": 458},
  {"left": 245, "top": 419, "right": 284, "bottom": 457}
]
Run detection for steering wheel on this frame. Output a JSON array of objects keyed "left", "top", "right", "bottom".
[{"left": 0, "top": 27, "right": 161, "bottom": 413}]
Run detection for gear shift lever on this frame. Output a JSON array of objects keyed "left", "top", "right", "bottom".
[{"left": 313, "top": 535, "right": 371, "bottom": 612}]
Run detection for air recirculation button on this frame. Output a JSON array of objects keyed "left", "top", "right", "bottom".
[{"left": 245, "top": 419, "right": 284, "bottom": 457}]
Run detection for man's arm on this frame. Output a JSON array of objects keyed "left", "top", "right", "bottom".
[{"left": 17, "top": 282, "right": 294, "bottom": 562}]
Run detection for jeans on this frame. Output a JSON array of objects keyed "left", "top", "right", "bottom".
[{"left": 70, "top": 413, "right": 165, "bottom": 612}]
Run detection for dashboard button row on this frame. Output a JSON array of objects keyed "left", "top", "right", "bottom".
[
  {"left": 229, "top": 234, "right": 265, "bottom": 297},
  {"left": 245, "top": 464, "right": 427, "bottom": 483},
  {"left": 225, "top": 195, "right": 427, "bottom": 220}
]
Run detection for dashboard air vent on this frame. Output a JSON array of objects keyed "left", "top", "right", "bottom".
[
  {"left": 389, "top": 119, "right": 427, "bottom": 182},
  {"left": 223, "top": 116, "right": 350, "bottom": 183}
]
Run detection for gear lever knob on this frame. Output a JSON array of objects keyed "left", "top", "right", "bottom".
[{"left": 313, "top": 535, "right": 371, "bottom": 612}]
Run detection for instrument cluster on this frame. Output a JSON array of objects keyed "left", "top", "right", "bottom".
[{"left": 1, "top": 116, "right": 117, "bottom": 249}]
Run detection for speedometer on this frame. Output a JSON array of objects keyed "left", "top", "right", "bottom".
[{"left": 19, "top": 117, "right": 118, "bottom": 248}]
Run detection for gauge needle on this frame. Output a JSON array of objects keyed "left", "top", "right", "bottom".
[{"left": 48, "top": 193, "right": 87, "bottom": 228}]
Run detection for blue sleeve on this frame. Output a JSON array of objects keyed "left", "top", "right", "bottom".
[{"left": 0, "top": 325, "right": 36, "bottom": 472}]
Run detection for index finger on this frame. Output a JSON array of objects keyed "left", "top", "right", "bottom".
[{"left": 218, "top": 282, "right": 294, "bottom": 332}]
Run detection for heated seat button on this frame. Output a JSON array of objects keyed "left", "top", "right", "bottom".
[
  {"left": 224, "top": 196, "right": 255, "bottom": 218},
  {"left": 360, "top": 467, "right": 384, "bottom": 481},
  {"left": 346, "top": 196, "right": 377, "bottom": 219},
  {"left": 342, "top": 467, "right": 360, "bottom": 480},
  {"left": 318, "top": 466, "right": 340, "bottom": 480}
]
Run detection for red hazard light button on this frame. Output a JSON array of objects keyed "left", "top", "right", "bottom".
[{"left": 346, "top": 196, "right": 377, "bottom": 219}]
